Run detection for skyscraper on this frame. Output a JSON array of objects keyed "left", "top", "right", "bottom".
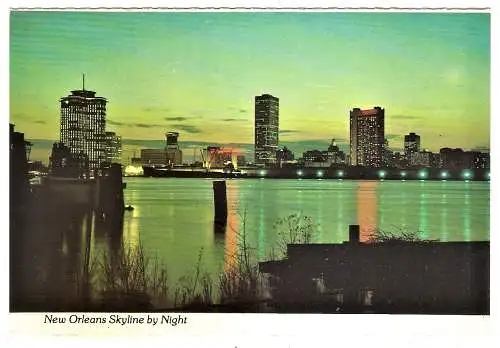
[
  {"left": 105, "top": 131, "right": 122, "bottom": 164},
  {"left": 60, "top": 76, "right": 107, "bottom": 171},
  {"left": 404, "top": 132, "right": 421, "bottom": 162},
  {"left": 255, "top": 94, "right": 279, "bottom": 166},
  {"left": 165, "top": 131, "right": 182, "bottom": 165},
  {"left": 349, "top": 107, "right": 385, "bottom": 167}
]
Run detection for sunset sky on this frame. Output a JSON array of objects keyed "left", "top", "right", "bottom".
[{"left": 10, "top": 11, "right": 490, "bottom": 163}]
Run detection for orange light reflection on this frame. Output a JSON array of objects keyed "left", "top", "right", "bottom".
[
  {"left": 224, "top": 182, "right": 238, "bottom": 272},
  {"left": 356, "top": 181, "right": 379, "bottom": 242}
]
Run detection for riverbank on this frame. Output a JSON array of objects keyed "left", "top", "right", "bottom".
[{"left": 140, "top": 166, "right": 490, "bottom": 181}]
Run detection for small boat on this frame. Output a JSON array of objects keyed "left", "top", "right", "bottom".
[{"left": 124, "top": 205, "right": 134, "bottom": 211}]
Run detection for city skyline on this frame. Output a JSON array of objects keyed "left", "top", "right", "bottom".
[{"left": 10, "top": 12, "right": 490, "bottom": 162}]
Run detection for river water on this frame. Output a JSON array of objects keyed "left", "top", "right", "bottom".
[{"left": 105, "top": 178, "right": 490, "bottom": 286}]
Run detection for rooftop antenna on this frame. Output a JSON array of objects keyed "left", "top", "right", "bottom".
[{"left": 82, "top": 73, "right": 85, "bottom": 91}]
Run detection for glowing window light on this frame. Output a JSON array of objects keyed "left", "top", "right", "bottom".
[
  {"left": 317, "top": 170, "right": 324, "bottom": 177},
  {"left": 440, "top": 171, "right": 448, "bottom": 179},
  {"left": 419, "top": 170, "right": 428, "bottom": 179},
  {"left": 400, "top": 171, "right": 407, "bottom": 177},
  {"left": 462, "top": 170, "right": 472, "bottom": 180},
  {"left": 258, "top": 170, "right": 266, "bottom": 177},
  {"left": 297, "top": 170, "right": 303, "bottom": 177},
  {"left": 337, "top": 170, "right": 344, "bottom": 177},
  {"left": 378, "top": 170, "right": 386, "bottom": 179},
  {"left": 487, "top": 172, "right": 490, "bottom": 180}
]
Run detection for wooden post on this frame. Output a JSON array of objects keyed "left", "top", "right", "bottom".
[
  {"left": 97, "top": 163, "right": 124, "bottom": 223},
  {"left": 213, "top": 180, "right": 227, "bottom": 230},
  {"left": 349, "top": 224, "right": 360, "bottom": 243}
]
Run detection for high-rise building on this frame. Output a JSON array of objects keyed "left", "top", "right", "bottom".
[
  {"left": 165, "top": 131, "right": 182, "bottom": 165},
  {"left": 255, "top": 94, "right": 279, "bottom": 166},
  {"left": 60, "top": 76, "right": 107, "bottom": 171},
  {"left": 105, "top": 131, "right": 122, "bottom": 164},
  {"left": 439, "top": 148, "right": 470, "bottom": 169},
  {"left": 404, "top": 132, "right": 421, "bottom": 162},
  {"left": 166, "top": 131, "right": 179, "bottom": 148},
  {"left": 410, "top": 150, "right": 433, "bottom": 167},
  {"left": 276, "top": 146, "right": 295, "bottom": 167},
  {"left": 349, "top": 107, "right": 385, "bottom": 167},
  {"left": 140, "top": 149, "right": 167, "bottom": 166}
]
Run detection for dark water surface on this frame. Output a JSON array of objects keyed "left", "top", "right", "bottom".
[{"left": 102, "top": 178, "right": 490, "bottom": 285}]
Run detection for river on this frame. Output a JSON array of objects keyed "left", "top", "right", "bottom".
[{"left": 101, "top": 178, "right": 490, "bottom": 286}]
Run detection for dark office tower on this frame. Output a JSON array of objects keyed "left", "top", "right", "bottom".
[
  {"left": 404, "top": 132, "right": 421, "bottom": 162},
  {"left": 60, "top": 75, "right": 107, "bottom": 172},
  {"left": 166, "top": 131, "right": 179, "bottom": 148},
  {"left": 255, "top": 94, "right": 279, "bottom": 166},
  {"left": 349, "top": 107, "right": 385, "bottom": 167},
  {"left": 165, "top": 131, "right": 182, "bottom": 165}
]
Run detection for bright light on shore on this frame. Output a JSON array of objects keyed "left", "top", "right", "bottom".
[{"left": 124, "top": 165, "right": 143, "bottom": 176}]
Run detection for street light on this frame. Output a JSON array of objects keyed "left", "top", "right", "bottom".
[{"left": 462, "top": 170, "right": 472, "bottom": 180}]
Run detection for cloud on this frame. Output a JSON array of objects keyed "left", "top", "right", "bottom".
[
  {"left": 226, "top": 107, "right": 248, "bottom": 114},
  {"left": 34, "top": 120, "right": 46, "bottom": 124},
  {"left": 134, "top": 123, "right": 165, "bottom": 128},
  {"left": 280, "top": 130, "right": 299, "bottom": 134},
  {"left": 107, "top": 119, "right": 125, "bottom": 126},
  {"left": 11, "top": 112, "right": 28, "bottom": 119},
  {"left": 165, "top": 116, "right": 188, "bottom": 121},
  {"left": 143, "top": 107, "right": 171, "bottom": 113},
  {"left": 222, "top": 118, "right": 247, "bottom": 122},
  {"left": 391, "top": 115, "right": 421, "bottom": 120},
  {"left": 171, "top": 124, "right": 202, "bottom": 134}
]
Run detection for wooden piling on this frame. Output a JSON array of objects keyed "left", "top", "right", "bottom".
[
  {"left": 97, "top": 163, "right": 125, "bottom": 223},
  {"left": 213, "top": 180, "right": 227, "bottom": 230},
  {"left": 349, "top": 224, "right": 360, "bottom": 243}
]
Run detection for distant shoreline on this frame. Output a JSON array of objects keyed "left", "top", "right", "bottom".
[{"left": 125, "top": 175, "right": 490, "bottom": 182}]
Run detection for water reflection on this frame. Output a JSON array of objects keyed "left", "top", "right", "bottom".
[
  {"left": 123, "top": 205, "right": 140, "bottom": 252},
  {"left": 224, "top": 181, "right": 239, "bottom": 272},
  {"left": 356, "top": 181, "right": 379, "bottom": 242},
  {"left": 419, "top": 182, "right": 429, "bottom": 240},
  {"left": 440, "top": 186, "right": 448, "bottom": 242},
  {"left": 463, "top": 182, "right": 471, "bottom": 241},
  {"left": 12, "top": 194, "right": 96, "bottom": 311}
]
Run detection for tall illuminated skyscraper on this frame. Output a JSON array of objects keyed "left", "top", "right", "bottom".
[
  {"left": 254, "top": 94, "right": 279, "bottom": 166},
  {"left": 349, "top": 107, "right": 385, "bottom": 167},
  {"left": 60, "top": 75, "right": 107, "bottom": 171}
]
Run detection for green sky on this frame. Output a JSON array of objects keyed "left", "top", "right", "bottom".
[{"left": 10, "top": 11, "right": 490, "bottom": 161}]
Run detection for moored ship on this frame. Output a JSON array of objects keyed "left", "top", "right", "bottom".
[{"left": 142, "top": 165, "right": 247, "bottom": 178}]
